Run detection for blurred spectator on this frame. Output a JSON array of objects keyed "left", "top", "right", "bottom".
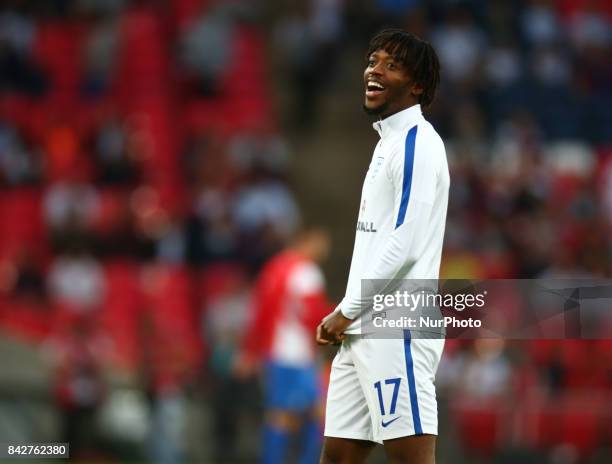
[
  {"left": 229, "top": 126, "right": 299, "bottom": 268},
  {"left": 92, "top": 189, "right": 155, "bottom": 260},
  {"left": 203, "top": 266, "right": 253, "bottom": 462},
  {"left": 140, "top": 310, "right": 193, "bottom": 464},
  {"left": 521, "top": 0, "right": 563, "bottom": 48},
  {"left": 81, "top": 14, "right": 119, "bottom": 99},
  {"left": 182, "top": 121, "right": 302, "bottom": 271},
  {"left": 11, "top": 249, "right": 47, "bottom": 304},
  {"left": 228, "top": 124, "right": 290, "bottom": 178},
  {"left": 568, "top": 1, "right": 611, "bottom": 51},
  {"left": 311, "top": 0, "right": 345, "bottom": 49},
  {"left": 232, "top": 165, "right": 301, "bottom": 270},
  {"left": 185, "top": 207, "right": 238, "bottom": 266},
  {"left": 147, "top": 386, "right": 186, "bottom": 464},
  {"left": 0, "top": 1, "right": 48, "bottom": 96},
  {"left": 155, "top": 214, "right": 187, "bottom": 264},
  {"left": 180, "top": 2, "right": 237, "bottom": 96},
  {"left": 42, "top": 121, "right": 86, "bottom": 182},
  {"left": 91, "top": 117, "right": 140, "bottom": 185},
  {"left": 484, "top": 40, "right": 523, "bottom": 88},
  {"left": 440, "top": 339, "right": 512, "bottom": 399},
  {"left": 44, "top": 178, "right": 100, "bottom": 249},
  {"left": 232, "top": 174, "right": 299, "bottom": 240},
  {"left": 48, "top": 249, "right": 105, "bottom": 311},
  {"left": 129, "top": 187, "right": 175, "bottom": 257},
  {"left": 49, "top": 315, "right": 108, "bottom": 458},
  {"left": 0, "top": 121, "right": 42, "bottom": 186},
  {"left": 530, "top": 44, "right": 572, "bottom": 84},
  {"left": 184, "top": 132, "right": 239, "bottom": 265},
  {"left": 431, "top": 7, "right": 485, "bottom": 85},
  {"left": 274, "top": 0, "right": 345, "bottom": 128}
]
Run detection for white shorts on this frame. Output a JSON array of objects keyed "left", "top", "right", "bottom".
[{"left": 324, "top": 331, "right": 444, "bottom": 443}]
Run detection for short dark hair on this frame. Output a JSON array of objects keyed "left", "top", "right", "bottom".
[{"left": 367, "top": 29, "right": 441, "bottom": 108}]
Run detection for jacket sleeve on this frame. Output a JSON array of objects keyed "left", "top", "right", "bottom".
[{"left": 338, "top": 125, "right": 441, "bottom": 320}]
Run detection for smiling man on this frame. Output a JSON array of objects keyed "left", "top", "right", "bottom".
[{"left": 316, "top": 30, "right": 449, "bottom": 464}]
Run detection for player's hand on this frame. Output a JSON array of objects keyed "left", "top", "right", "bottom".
[
  {"left": 316, "top": 311, "right": 353, "bottom": 345},
  {"left": 316, "top": 321, "right": 335, "bottom": 345}
]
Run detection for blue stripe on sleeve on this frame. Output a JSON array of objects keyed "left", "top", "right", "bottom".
[
  {"left": 403, "top": 329, "right": 423, "bottom": 435},
  {"left": 395, "top": 125, "right": 418, "bottom": 229}
]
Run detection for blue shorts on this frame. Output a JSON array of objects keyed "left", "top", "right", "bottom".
[{"left": 265, "top": 361, "right": 320, "bottom": 412}]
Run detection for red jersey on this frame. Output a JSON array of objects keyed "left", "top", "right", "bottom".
[{"left": 243, "top": 250, "right": 330, "bottom": 364}]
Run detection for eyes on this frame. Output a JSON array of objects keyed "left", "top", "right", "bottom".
[{"left": 367, "top": 59, "right": 398, "bottom": 71}]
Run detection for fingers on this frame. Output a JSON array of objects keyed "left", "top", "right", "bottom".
[
  {"left": 325, "top": 320, "right": 343, "bottom": 340},
  {"left": 316, "top": 323, "right": 331, "bottom": 345},
  {"left": 317, "top": 317, "right": 349, "bottom": 346}
]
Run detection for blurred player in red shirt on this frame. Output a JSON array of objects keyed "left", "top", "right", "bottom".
[{"left": 237, "top": 226, "right": 332, "bottom": 464}]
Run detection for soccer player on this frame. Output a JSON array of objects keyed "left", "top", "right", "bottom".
[
  {"left": 238, "top": 227, "right": 332, "bottom": 464},
  {"left": 316, "top": 30, "right": 449, "bottom": 464}
]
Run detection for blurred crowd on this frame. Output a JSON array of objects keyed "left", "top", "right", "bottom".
[
  {"left": 337, "top": 0, "right": 612, "bottom": 280},
  {"left": 0, "top": 0, "right": 297, "bottom": 462},
  {"left": 0, "top": 0, "right": 610, "bottom": 463}
]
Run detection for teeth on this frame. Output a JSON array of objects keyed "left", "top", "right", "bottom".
[{"left": 368, "top": 81, "right": 385, "bottom": 90}]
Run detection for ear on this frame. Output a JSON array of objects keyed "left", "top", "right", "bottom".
[{"left": 411, "top": 82, "right": 424, "bottom": 96}]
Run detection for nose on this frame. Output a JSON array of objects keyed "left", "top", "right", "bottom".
[{"left": 368, "top": 62, "right": 384, "bottom": 77}]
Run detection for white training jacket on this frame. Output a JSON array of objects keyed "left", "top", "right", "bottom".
[{"left": 337, "top": 104, "right": 450, "bottom": 334}]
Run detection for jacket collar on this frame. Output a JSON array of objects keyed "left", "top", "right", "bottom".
[{"left": 373, "top": 104, "right": 422, "bottom": 138}]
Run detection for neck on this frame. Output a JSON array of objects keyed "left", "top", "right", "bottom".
[{"left": 380, "top": 100, "right": 419, "bottom": 120}]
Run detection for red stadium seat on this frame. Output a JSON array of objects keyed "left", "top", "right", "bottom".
[
  {"left": 141, "top": 265, "right": 202, "bottom": 372},
  {"left": 199, "top": 262, "right": 248, "bottom": 303},
  {"left": 559, "top": 404, "right": 600, "bottom": 456},
  {"left": 529, "top": 339, "right": 557, "bottom": 366},
  {"left": 116, "top": 8, "right": 168, "bottom": 92},
  {"left": 0, "top": 299, "right": 53, "bottom": 343},
  {"left": 0, "top": 189, "right": 46, "bottom": 261},
  {"left": 561, "top": 341, "right": 608, "bottom": 390},
  {"left": 99, "top": 261, "right": 142, "bottom": 369},
  {"left": 181, "top": 24, "right": 275, "bottom": 134},
  {"left": 452, "top": 402, "right": 502, "bottom": 457},
  {"left": 34, "top": 23, "right": 87, "bottom": 103},
  {"left": 532, "top": 404, "right": 563, "bottom": 449},
  {"left": 528, "top": 394, "right": 604, "bottom": 457}
]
